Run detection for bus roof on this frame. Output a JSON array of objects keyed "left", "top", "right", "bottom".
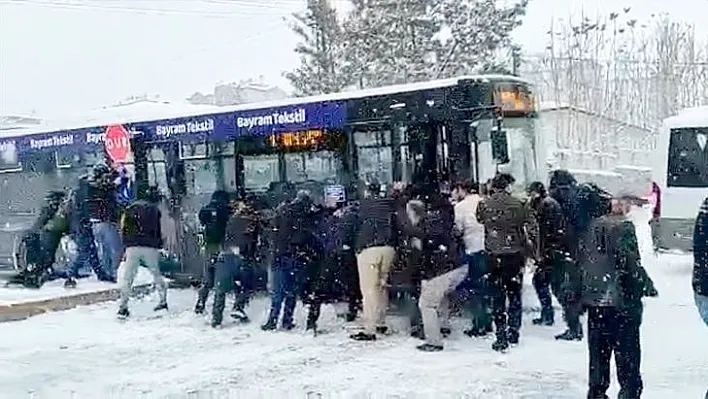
[
  {"left": 14, "top": 74, "right": 531, "bottom": 138},
  {"left": 662, "top": 105, "right": 708, "bottom": 129}
]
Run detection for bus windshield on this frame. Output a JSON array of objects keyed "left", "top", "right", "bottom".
[{"left": 667, "top": 127, "right": 708, "bottom": 187}]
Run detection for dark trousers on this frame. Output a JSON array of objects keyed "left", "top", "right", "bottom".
[
  {"left": 196, "top": 247, "right": 220, "bottom": 308},
  {"left": 465, "top": 251, "right": 492, "bottom": 330},
  {"left": 306, "top": 251, "right": 362, "bottom": 327},
  {"left": 489, "top": 253, "right": 525, "bottom": 339},
  {"left": 212, "top": 255, "right": 253, "bottom": 326},
  {"left": 587, "top": 306, "right": 643, "bottom": 399},
  {"left": 267, "top": 255, "right": 304, "bottom": 327}
]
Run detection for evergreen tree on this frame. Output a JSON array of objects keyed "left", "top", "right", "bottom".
[
  {"left": 343, "top": 0, "right": 443, "bottom": 87},
  {"left": 437, "top": 0, "right": 529, "bottom": 77},
  {"left": 284, "top": 0, "right": 350, "bottom": 96}
]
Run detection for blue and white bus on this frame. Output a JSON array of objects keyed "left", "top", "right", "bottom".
[{"left": 0, "top": 74, "right": 542, "bottom": 271}]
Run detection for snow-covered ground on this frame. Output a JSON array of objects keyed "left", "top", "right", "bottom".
[
  {"left": 0, "top": 251, "right": 704, "bottom": 398},
  {"left": 0, "top": 268, "right": 154, "bottom": 306}
]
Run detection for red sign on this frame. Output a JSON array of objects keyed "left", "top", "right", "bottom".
[{"left": 104, "top": 125, "right": 131, "bottom": 164}]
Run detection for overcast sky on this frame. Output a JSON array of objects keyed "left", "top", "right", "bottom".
[{"left": 1, "top": 0, "right": 705, "bottom": 118}]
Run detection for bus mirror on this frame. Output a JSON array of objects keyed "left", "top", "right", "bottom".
[{"left": 491, "top": 130, "right": 510, "bottom": 164}]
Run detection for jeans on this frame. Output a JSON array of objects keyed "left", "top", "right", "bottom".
[
  {"left": 696, "top": 294, "right": 708, "bottom": 326},
  {"left": 463, "top": 251, "right": 492, "bottom": 331},
  {"left": 92, "top": 222, "right": 122, "bottom": 279},
  {"left": 267, "top": 255, "right": 305, "bottom": 327},
  {"left": 68, "top": 226, "right": 103, "bottom": 279}
]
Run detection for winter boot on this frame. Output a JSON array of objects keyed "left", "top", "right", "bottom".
[
  {"left": 410, "top": 325, "right": 425, "bottom": 340},
  {"left": 492, "top": 331, "right": 509, "bottom": 352},
  {"left": 532, "top": 308, "right": 555, "bottom": 326},
  {"left": 506, "top": 329, "right": 520, "bottom": 345},
  {"left": 117, "top": 307, "right": 130, "bottom": 318},
  {"left": 154, "top": 303, "right": 168, "bottom": 312},
  {"left": 350, "top": 332, "right": 376, "bottom": 341},
  {"left": 194, "top": 300, "right": 205, "bottom": 315},
  {"left": 230, "top": 308, "right": 250, "bottom": 323},
  {"left": 555, "top": 326, "right": 583, "bottom": 341},
  {"left": 261, "top": 318, "right": 277, "bottom": 331},
  {"left": 416, "top": 343, "right": 443, "bottom": 352},
  {"left": 440, "top": 327, "right": 452, "bottom": 338},
  {"left": 64, "top": 278, "right": 77, "bottom": 289}
]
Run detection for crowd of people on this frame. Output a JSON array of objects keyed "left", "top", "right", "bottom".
[
  {"left": 10, "top": 164, "right": 708, "bottom": 399},
  {"left": 174, "top": 170, "right": 666, "bottom": 398}
]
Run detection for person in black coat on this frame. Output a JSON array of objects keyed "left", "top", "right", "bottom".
[
  {"left": 194, "top": 190, "right": 231, "bottom": 314},
  {"left": 694, "top": 196, "right": 708, "bottom": 327},
  {"left": 579, "top": 195, "right": 658, "bottom": 399},
  {"left": 262, "top": 191, "right": 318, "bottom": 331},
  {"left": 350, "top": 182, "right": 398, "bottom": 341},
  {"left": 65, "top": 176, "right": 107, "bottom": 288},
  {"left": 408, "top": 193, "right": 464, "bottom": 351},
  {"left": 527, "top": 181, "right": 567, "bottom": 327},
  {"left": 303, "top": 198, "right": 358, "bottom": 333}
]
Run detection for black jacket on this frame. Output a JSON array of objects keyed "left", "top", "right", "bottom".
[
  {"left": 579, "top": 215, "right": 656, "bottom": 309},
  {"left": 693, "top": 197, "right": 708, "bottom": 296},
  {"left": 355, "top": 196, "right": 397, "bottom": 251},
  {"left": 224, "top": 214, "right": 260, "bottom": 261},
  {"left": 86, "top": 180, "right": 119, "bottom": 223},
  {"left": 477, "top": 191, "right": 537, "bottom": 256},
  {"left": 404, "top": 197, "right": 460, "bottom": 280},
  {"left": 530, "top": 195, "right": 566, "bottom": 257},
  {"left": 271, "top": 198, "right": 318, "bottom": 258},
  {"left": 199, "top": 200, "right": 230, "bottom": 245},
  {"left": 121, "top": 200, "right": 162, "bottom": 249}
]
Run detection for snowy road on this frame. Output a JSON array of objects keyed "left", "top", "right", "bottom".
[{"left": 0, "top": 253, "right": 705, "bottom": 398}]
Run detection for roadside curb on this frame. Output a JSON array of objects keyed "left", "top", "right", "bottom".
[{"left": 0, "top": 284, "right": 152, "bottom": 323}]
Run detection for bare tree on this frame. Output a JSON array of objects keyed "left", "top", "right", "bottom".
[{"left": 523, "top": 10, "right": 708, "bottom": 169}]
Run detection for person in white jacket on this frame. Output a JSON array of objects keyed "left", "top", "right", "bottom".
[{"left": 452, "top": 181, "right": 492, "bottom": 337}]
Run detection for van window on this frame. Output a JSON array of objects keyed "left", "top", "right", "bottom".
[{"left": 667, "top": 128, "right": 708, "bottom": 187}]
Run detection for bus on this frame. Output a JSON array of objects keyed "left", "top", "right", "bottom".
[
  {"left": 0, "top": 74, "right": 541, "bottom": 273},
  {"left": 655, "top": 106, "right": 708, "bottom": 250}
]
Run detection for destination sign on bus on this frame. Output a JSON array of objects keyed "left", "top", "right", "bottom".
[
  {"left": 494, "top": 89, "right": 536, "bottom": 113},
  {"left": 267, "top": 129, "right": 324, "bottom": 149}
]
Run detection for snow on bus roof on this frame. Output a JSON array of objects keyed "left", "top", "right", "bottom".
[
  {"left": 662, "top": 105, "right": 708, "bottom": 128},
  {"left": 13, "top": 74, "right": 531, "bottom": 138}
]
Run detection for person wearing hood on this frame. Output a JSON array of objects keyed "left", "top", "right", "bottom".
[
  {"left": 262, "top": 191, "right": 318, "bottom": 331},
  {"left": 194, "top": 190, "right": 231, "bottom": 314},
  {"left": 476, "top": 173, "right": 538, "bottom": 351},
  {"left": 579, "top": 193, "right": 658, "bottom": 399},
  {"left": 694, "top": 196, "right": 708, "bottom": 327},
  {"left": 527, "top": 181, "right": 566, "bottom": 327}
]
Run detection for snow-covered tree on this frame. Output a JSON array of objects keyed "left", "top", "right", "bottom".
[
  {"left": 437, "top": 0, "right": 529, "bottom": 77},
  {"left": 284, "top": 0, "right": 351, "bottom": 96},
  {"left": 342, "top": 0, "right": 444, "bottom": 87}
]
